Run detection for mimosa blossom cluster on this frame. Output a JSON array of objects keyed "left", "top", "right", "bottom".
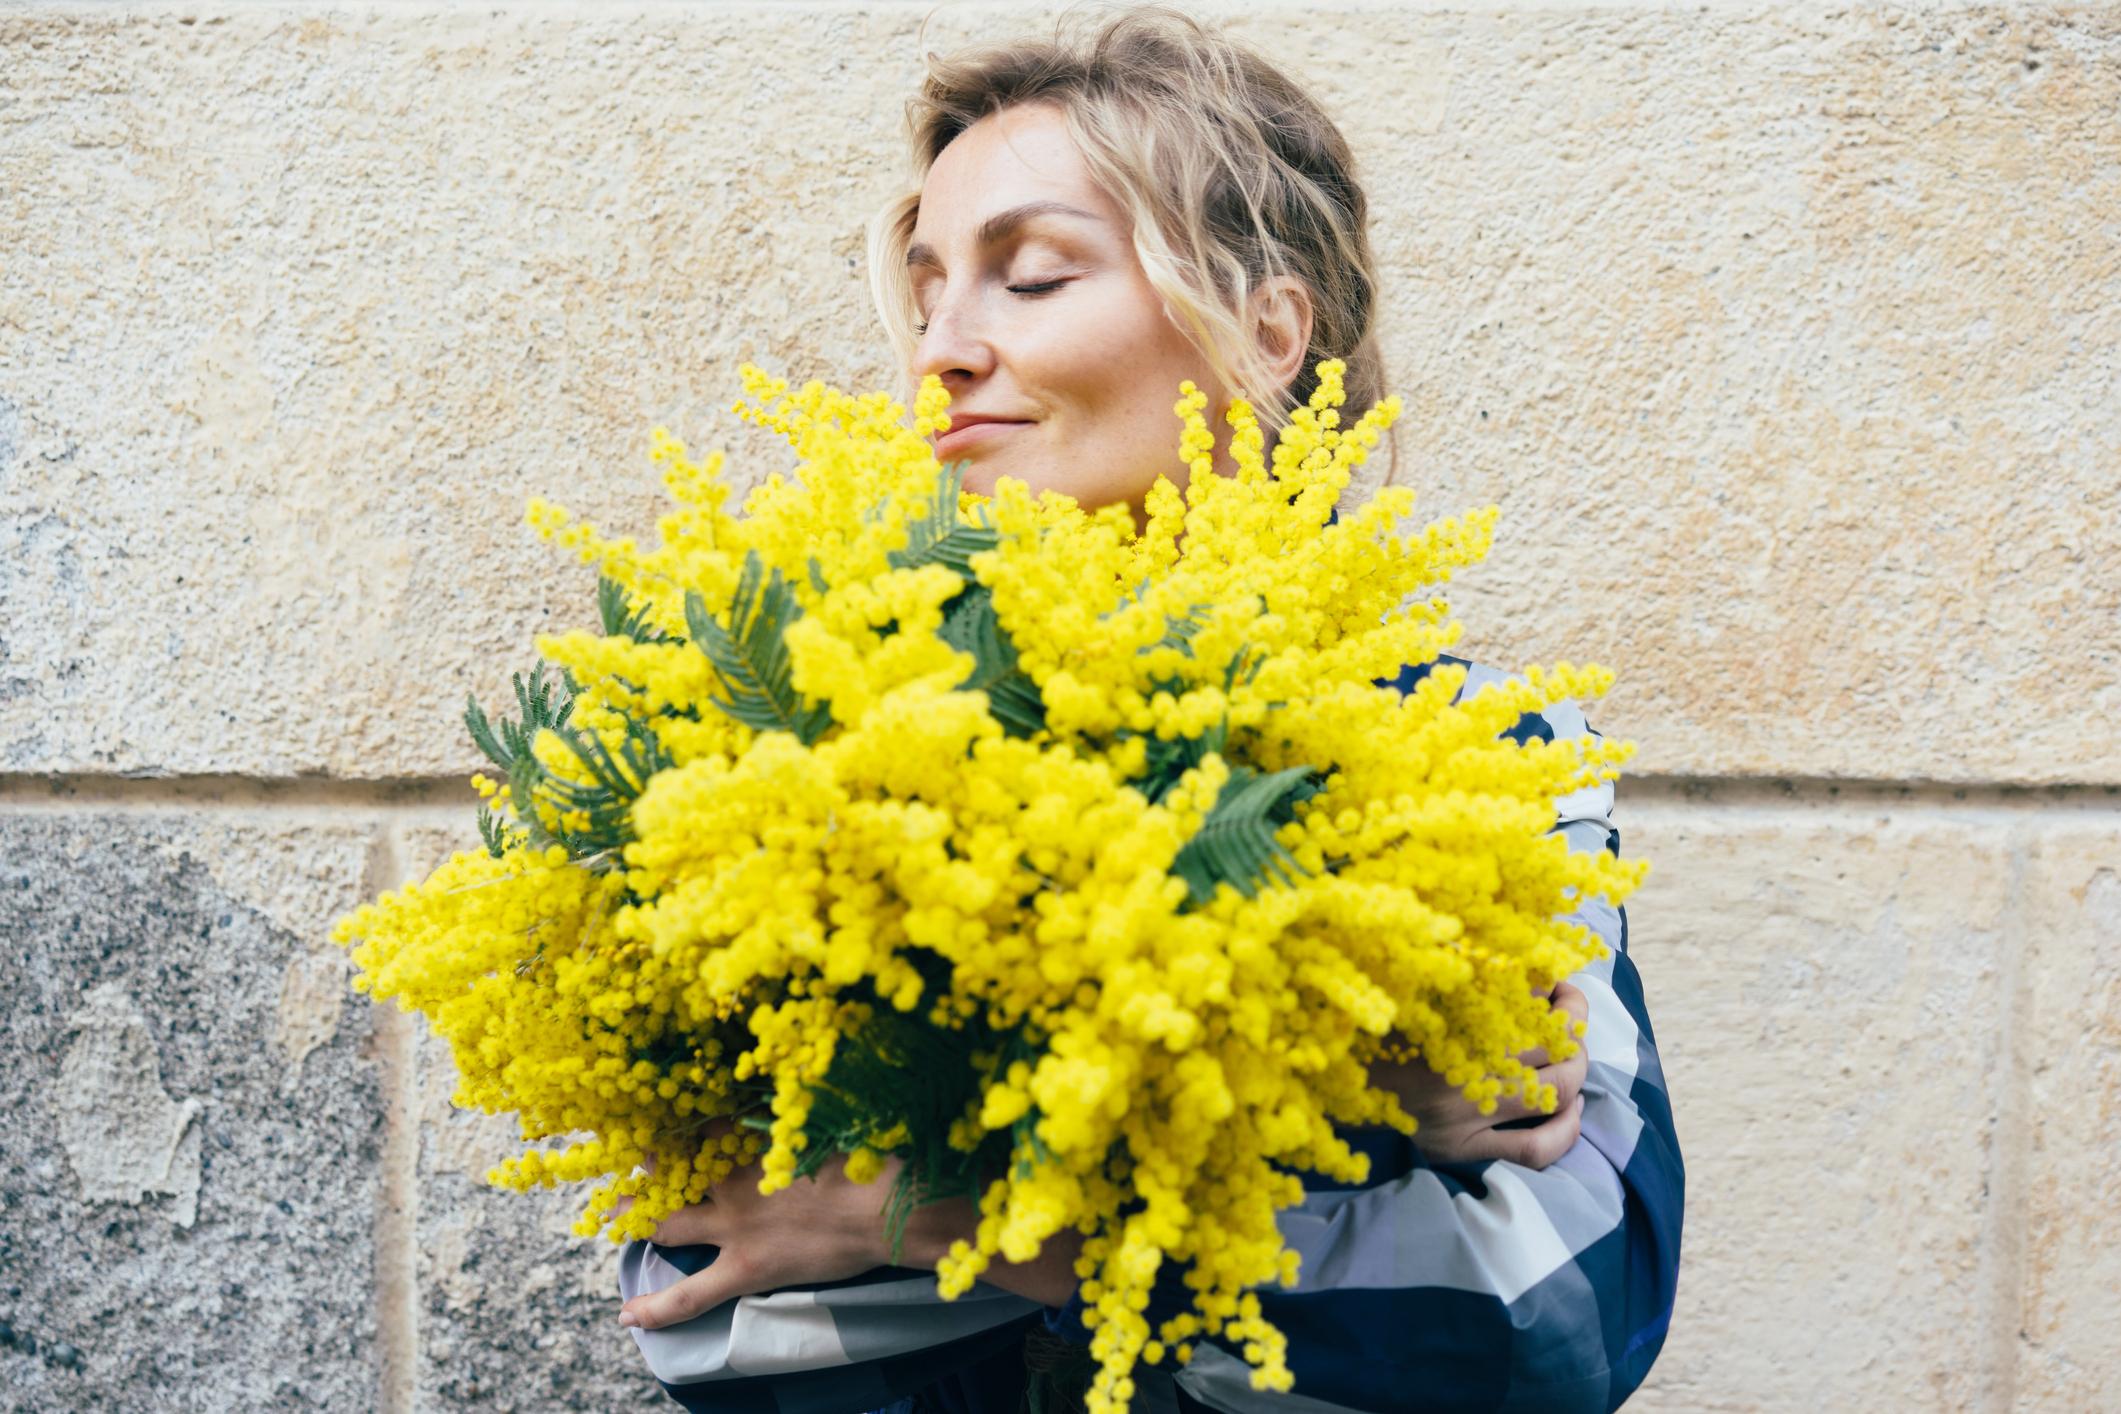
[{"left": 331, "top": 359, "right": 1645, "bottom": 1411}]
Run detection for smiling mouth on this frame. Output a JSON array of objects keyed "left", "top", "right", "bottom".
[{"left": 933, "top": 420, "right": 1032, "bottom": 456}]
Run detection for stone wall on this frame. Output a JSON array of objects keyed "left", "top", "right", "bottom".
[{"left": 2, "top": 3, "right": 2115, "bottom": 1409}]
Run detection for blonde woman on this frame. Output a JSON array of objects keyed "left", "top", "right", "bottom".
[{"left": 615, "top": 7, "right": 1683, "bottom": 1411}]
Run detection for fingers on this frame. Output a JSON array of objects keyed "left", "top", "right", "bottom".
[
  {"left": 619, "top": 1252, "right": 756, "bottom": 1331},
  {"left": 1456, "top": 1093, "right": 1583, "bottom": 1170},
  {"left": 650, "top": 1201, "right": 721, "bottom": 1248},
  {"left": 1514, "top": 980, "right": 1592, "bottom": 1069},
  {"left": 614, "top": 1147, "right": 741, "bottom": 1246},
  {"left": 1525, "top": 1064, "right": 1590, "bottom": 1119},
  {"left": 1551, "top": 980, "right": 1590, "bottom": 1043},
  {"left": 1548, "top": 1050, "right": 1588, "bottom": 1113},
  {"left": 1464, "top": 1043, "right": 1591, "bottom": 1127},
  {"left": 609, "top": 1191, "right": 719, "bottom": 1247}
]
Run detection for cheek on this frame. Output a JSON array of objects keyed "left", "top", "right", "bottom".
[{"left": 1025, "top": 300, "right": 1189, "bottom": 432}]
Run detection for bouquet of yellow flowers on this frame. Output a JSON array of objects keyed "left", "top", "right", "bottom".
[{"left": 330, "top": 358, "right": 1645, "bottom": 1411}]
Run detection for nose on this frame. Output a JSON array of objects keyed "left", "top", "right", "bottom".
[{"left": 910, "top": 284, "right": 997, "bottom": 393}]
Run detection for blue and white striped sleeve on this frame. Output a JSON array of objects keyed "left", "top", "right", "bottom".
[
  {"left": 614, "top": 1246, "right": 1046, "bottom": 1412},
  {"left": 1157, "top": 661, "right": 1685, "bottom": 1414}
]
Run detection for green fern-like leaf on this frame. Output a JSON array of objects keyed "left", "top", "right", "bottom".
[
  {"left": 1170, "top": 764, "right": 1323, "bottom": 909},
  {"left": 1131, "top": 601, "right": 1219, "bottom": 708},
  {"left": 796, "top": 971, "right": 1023, "bottom": 1264},
  {"left": 685, "top": 550, "right": 833, "bottom": 744},
  {"left": 1126, "top": 732, "right": 1205, "bottom": 806},
  {"left": 504, "top": 751, "right": 560, "bottom": 855},
  {"left": 465, "top": 700, "right": 507, "bottom": 771},
  {"left": 1149, "top": 603, "right": 1211, "bottom": 658},
  {"left": 536, "top": 716, "right": 674, "bottom": 860},
  {"left": 464, "top": 662, "right": 579, "bottom": 857},
  {"left": 938, "top": 582, "right": 1045, "bottom": 738},
  {"left": 598, "top": 575, "right": 683, "bottom": 646},
  {"left": 463, "top": 657, "right": 680, "bottom": 864},
  {"left": 1223, "top": 643, "right": 1266, "bottom": 692},
  {"left": 474, "top": 804, "right": 510, "bottom": 859},
  {"left": 888, "top": 461, "right": 1000, "bottom": 576},
  {"left": 464, "top": 662, "right": 575, "bottom": 773}
]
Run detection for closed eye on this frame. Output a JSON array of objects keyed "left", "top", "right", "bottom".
[{"left": 913, "top": 280, "right": 1070, "bottom": 336}]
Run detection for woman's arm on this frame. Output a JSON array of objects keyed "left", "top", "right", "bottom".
[
  {"left": 611, "top": 1160, "right": 1085, "bottom": 1411},
  {"left": 615, "top": 1242, "right": 1049, "bottom": 1413},
  {"left": 895, "top": 1194, "right": 1088, "bottom": 1308}
]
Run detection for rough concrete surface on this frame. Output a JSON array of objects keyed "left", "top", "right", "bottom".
[
  {"left": 1, "top": 3, "right": 2115, "bottom": 784},
  {"left": 53, "top": 982, "right": 206, "bottom": 1227},
  {"left": 2014, "top": 825, "right": 2121, "bottom": 1410},
  {"left": 412, "top": 1029, "right": 671, "bottom": 1412},
  {"left": 396, "top": 823, "right": 670, "bottom": 1410},
  {"left": 0, "top": 812, "right": 386, "bottom": 1412},
  {"left": 1620, "top": 801, "right": 2018, "bottom": 1409}
]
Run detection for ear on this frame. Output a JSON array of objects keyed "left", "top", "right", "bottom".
[{"left": 1247, "top": 276, "right": 1315, "bottom": 404}]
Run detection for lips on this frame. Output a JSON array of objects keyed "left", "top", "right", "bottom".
[{"left": 933, "top": 417, "right": 1033, "bottom": 457}]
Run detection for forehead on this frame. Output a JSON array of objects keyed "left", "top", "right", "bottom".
[{"left": 913, "top": 105, "right": 1114, "bottom": 238}]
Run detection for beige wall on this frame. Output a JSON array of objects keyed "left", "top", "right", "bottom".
[{"left": 2, "top": 2, "right": 2115, "bottom": 1409}]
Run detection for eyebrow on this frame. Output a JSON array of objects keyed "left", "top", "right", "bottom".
[{"left": 905, "top": 200, "right": 1103, "bottom": 269}]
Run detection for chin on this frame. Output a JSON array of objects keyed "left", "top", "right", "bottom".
[
  {"left": 956, "top": 454, "right": 1080, "bottom": 507},
  {"left": 959, "top": 458, "right": 1041, "bottom": 501}
]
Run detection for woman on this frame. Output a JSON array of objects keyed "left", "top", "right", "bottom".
[{"left": 614, "top": 7, "right": 1683, "bottom": 1412}]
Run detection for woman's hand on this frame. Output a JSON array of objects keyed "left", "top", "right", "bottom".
[
  {"left": 1368, "top": 980, "right": 1591, "bottom": 1170},
  {"left": 615, "top": 980, "right": 1592, "bottom": 1335},
  {"left": 614, "top": 1126, "right": 899, "bottom": 1332}
]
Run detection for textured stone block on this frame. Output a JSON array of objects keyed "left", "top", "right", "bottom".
[
  {"left": 2014, "top": 823, "right": 2121, "bottom": 1408},
  {"left": 0, "top": 3, "right": 923, "bottom": 782},
  {"left": 0, "top": 5, "right": 2114, "bottom": 784},
  {"left": 1620, "top": 802, "right": 2014, "bottom": 1408},
  {"left": 1301, "top": 4, "right": 2121, "bottom": 789},
  {"left": 0, "top": 812, "right": 385, "bottom": 1411},
  {"left": 393, "top": 823, "right": 666, "bottom": 1410}
]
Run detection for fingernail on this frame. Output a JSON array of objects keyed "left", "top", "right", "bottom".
[{"left": 618, "top": 1310, "right": 640, "bottom": 1329}]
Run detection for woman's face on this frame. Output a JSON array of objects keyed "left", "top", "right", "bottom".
[{"left": 906, "top": 103, "right": 1231, "bottom": 523}]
